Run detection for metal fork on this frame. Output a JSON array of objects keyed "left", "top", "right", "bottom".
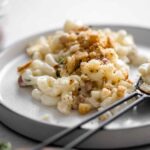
[{"left": 32, "top": 77, "right": 150, "bottom": 150}]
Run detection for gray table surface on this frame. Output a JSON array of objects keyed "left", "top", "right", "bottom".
[
  {"left": 1, "top": 121, "right": 150, "bottom": 150},
  {"left": 0, "top": 122, "right": 36, "bottom": 149}
]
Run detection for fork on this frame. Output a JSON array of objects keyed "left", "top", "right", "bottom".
[{"left": 31, "top": 77, "right": 150, "bottom": 150}]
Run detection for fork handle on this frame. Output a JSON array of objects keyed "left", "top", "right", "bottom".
[
  {"left": 32, "top": 91, "right": 141, "bottom": 150},
  {"left": 65, "top": 95, "right": 147, "bottom": 149}
]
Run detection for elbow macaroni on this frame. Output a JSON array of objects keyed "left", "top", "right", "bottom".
[
  {"left": 138, "top": 63, "right": 150, "bottom": 93},
  {"left": 17, "top": 20, "right": 149, "bottom": 117}
]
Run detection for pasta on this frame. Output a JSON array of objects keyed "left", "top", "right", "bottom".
[
  {"left": 17, "top": 20, "right": 149, "bottom": 117},
  {"left": 139, "top": 63, "right": 150, "bottom": 93}
]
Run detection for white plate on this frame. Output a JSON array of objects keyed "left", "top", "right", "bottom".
[{"left": 0, "top": 25, "right": 150, "bottom": 149}]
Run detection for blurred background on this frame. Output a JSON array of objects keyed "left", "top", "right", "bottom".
[
  {"left": 0, "top": 0, "right": 150, "bottom": 149},
  {"left": 1, "top": 0, "right": 150, "bottom": 49}
]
